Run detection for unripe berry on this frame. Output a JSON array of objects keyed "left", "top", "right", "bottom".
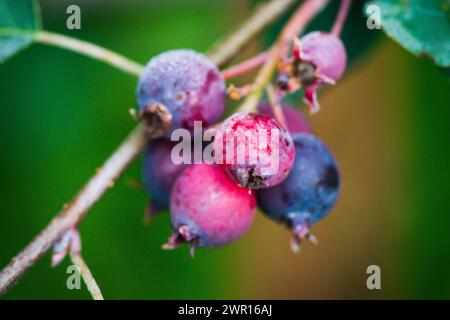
[
  {"left": 257, "top": 133, "right": 340, "bottom": 252},
  {"left": 142, "top": 139, "right": 187, "bottom": 217},
  {"left": 164, "top": 164, "right": 256, "bottom": 255},
  {"left": 257, "top": 101, "right": 311, "bottom": 134},
  {"left": 292, "top": 32, "right": 347, "bottom": 113},
  {"left": 137, "top": 49, "right": 226, "bottom": 137},
  {"left": 213, "top": 112, "right": 295, "bottom": 190}
]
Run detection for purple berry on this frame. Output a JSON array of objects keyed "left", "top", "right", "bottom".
[
  {"left": 257, "top": 133, "right": 340, "bottom": 252},
  {"left": 213, "top": 112, "right": 295, "bottom": 190},
  {"left": 137, "top": 49, "right": 226, "bottom": 137},
  {"left": 293, "top": 32, "right": 347, "bottom": 113},
  {"left": 257, "top": 101, "right": 311, "bottom": 134},
  {"left": 142, "top": 140, "right": 187, "bottom": 217},
  {"left": 164, "top": 164, "right": 256, "bottom": 254}
]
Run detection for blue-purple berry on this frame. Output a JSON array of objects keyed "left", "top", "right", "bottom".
[
  {"left": 142, "top": 140, "right": 186, "bottom": 217},
  {"left": 137, "top": 49, "right": 226, "bottom": 137},
  {"left": 257, "top": 133, "right": 340, "bottom": 252}
]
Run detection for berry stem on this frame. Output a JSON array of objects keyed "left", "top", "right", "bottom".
[
  {"left": 0, "top": 0, "right": 296, "bottom": 296},
  {"left": 239, "top": 0, "right": 330, "bottom": 113},
  {"left": 70, "top": 252, "right": 104, "bottom": 300},
  {"left": 222, "top": 52, "right": 269, "bottom": 80},
  {"left": 266, "top": 84, "right": 288, "bottom": 128},
  {"left": 331, "top": 0, "right": 352, "bottom": 36},
  {"left": 34, "top": 31, "right": 144, "bottom": 76}
]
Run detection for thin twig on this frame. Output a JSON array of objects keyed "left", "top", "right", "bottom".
[
  {"left": 208, "top": 0, "right": 296, "bottom": 66},
  {"left": 0, "top": 124, "right": 147, "bottom": 295},
  {"left": 222, "top": 51, "right": 269, "bottom": 80},
  {"left": 34, "top": 31, "right": 144, "bottom": 76},
  {"left": 238, "top": 0, "right": 330, "bottom": 113},
  {"left": 266, "top": 84, "right": 288, "bottom": 128},
  {"left": 0, "top": 0, "right": 295, "bottom": 296},
  {"left": 70, "top": 253, "right": 104, "bottom": 300},
  {"left": 331, "top": 0, "right": 351, "bottom": 36},
  {"left": 238, "top": 54, "right": 278, "bottom": 112},
  {"left": 52, "top": 228, "right": 103, "bottom": 300}
]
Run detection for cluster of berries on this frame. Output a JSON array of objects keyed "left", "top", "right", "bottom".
[{"left": 137, "top": 30, "right": 345, "bottom": 255}]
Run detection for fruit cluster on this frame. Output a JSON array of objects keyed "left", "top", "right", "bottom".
[{"left": 138, "top": 30, "right": 345, "bottom": 255}]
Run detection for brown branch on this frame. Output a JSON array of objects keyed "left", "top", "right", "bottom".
[
  {"left": 0, "top": 124, "right": 147, "bottom": 295},
  {"left": 0, "top": 0, "right": 295, "bottom": 296}
]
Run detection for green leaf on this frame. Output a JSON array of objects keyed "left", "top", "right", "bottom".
[
  {"left": 371, "top": 0, "right": 450, "bottom": 67},
  {"left": 0, "top": 0, "right": 41, "bottom": 63}
]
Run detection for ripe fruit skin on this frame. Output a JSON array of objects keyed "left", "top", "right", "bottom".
[
  {"left": 257, "top": 101, "right": 311, "bottom": 134},
  {"left": 213, "top": 112, "right": 295, "bottom": 190},
  {"left": 165, "top": 164, "right": 256, "bottom": 253},
  {"left": 257, "top": 133, "right": 340, "bottom": 251},
  {"left": 292, "top": 32, "right": 347, "bottom": 113},
  {"left": 137, "top": 49, "right": 226, "bottom": 136},
  {"left": 298, "top": 32, "right": 346, "bottom": 83},
  {"left": 142, "top": 140, "right": 186, "bottom": 216}
]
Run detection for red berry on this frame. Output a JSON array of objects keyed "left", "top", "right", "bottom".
[
  {"left": 213, "top": 112, "right": 295, "bottom": 189},
  {"left": 164, "top": 164, "right": 256, "bottom": 255}
]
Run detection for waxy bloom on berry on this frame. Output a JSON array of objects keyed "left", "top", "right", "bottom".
[
  {"left": 137, "top": 49, "right": 226, "bottom": 138},
  {"left": 213, "top": 112, "right": 295, "bottom": 190}
]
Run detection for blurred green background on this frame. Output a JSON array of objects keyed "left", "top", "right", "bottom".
[{"left": 1, "top": 0, "right": 449, "bottom": 299}]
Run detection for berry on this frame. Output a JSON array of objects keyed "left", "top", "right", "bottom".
[
  {"left": 291, "top": 32, "right": 347, "bottom": 113},
  {"left": 257, "top": 133, "right": 340, "bottom": 252},
  {"left": 257, "top": 101, "right": 311, "bottom": 134},
  {"left": 213, "top": 112, "right": 295, "bottom": 189},
  {"left": 164, "top": 164, "right": 256, "bottom": 254},
  {"left": 137, "top": 49, "right": 226, "bottom": 137},
  {"left": 142, "top": 139, "right": 187, "bottom": 218}
]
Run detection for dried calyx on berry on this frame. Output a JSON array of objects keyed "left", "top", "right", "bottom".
[{"left": 278, "top": 32, "right": 347, "bottom": 113}]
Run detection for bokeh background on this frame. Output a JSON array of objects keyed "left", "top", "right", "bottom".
[{"left": 1, "top": 0, "right": 449, "bottom": 299}]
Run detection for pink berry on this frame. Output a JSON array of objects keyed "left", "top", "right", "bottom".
[
  {"left": 292, "top": 31, "right": 347, "bottom": 113},
  {"left": 213, "top": 112, "right": 295, "bottom": 189},
  {"left": 257, "top": 101, "right": 311, "bottom": 134},
  {"left": 164, "top": 164, "right": 256, "bottom": 254}
]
